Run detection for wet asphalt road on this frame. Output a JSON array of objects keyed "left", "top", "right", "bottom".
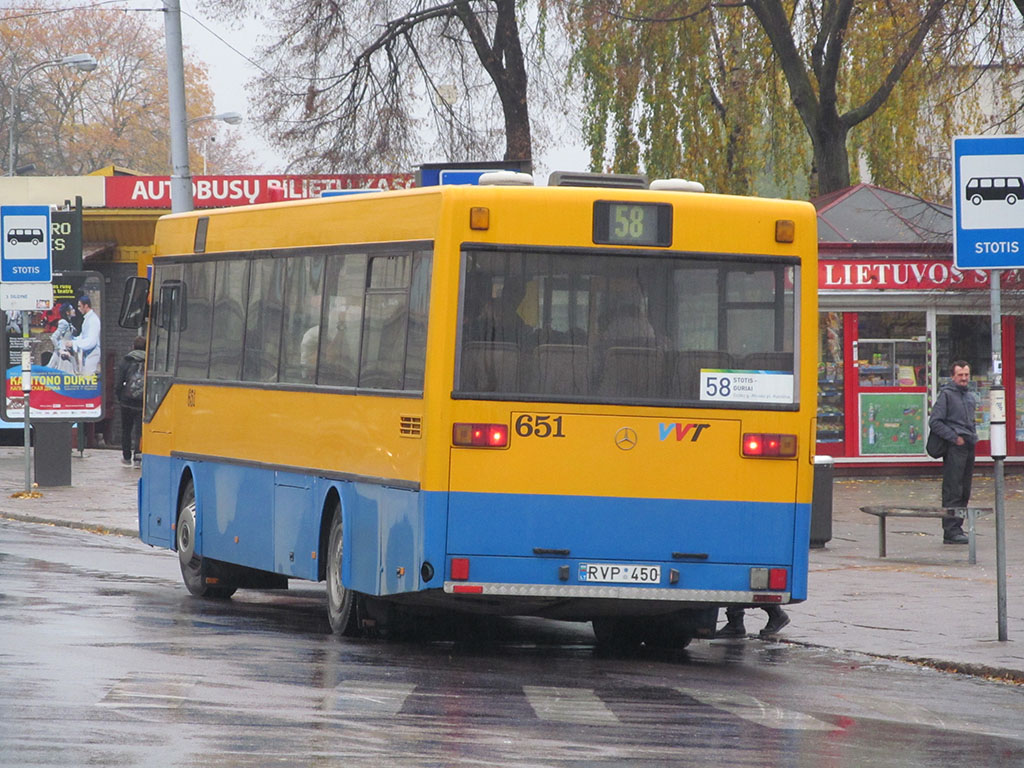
[{"left": 1, "top": 519, "right": 1022, "bottom": 768}]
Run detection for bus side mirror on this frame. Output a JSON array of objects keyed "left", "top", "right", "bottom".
[{"left": 118, "top": 276, "right": 150, "bottom": 329}]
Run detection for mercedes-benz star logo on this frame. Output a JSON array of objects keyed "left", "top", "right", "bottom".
[{"left": 614, "top": 427, "right": 638, "bottom": 450}]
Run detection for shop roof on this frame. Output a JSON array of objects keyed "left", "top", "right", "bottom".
[
  {"left": 87, "top": 164, "right": 147, "bottom": 177},
  {"left": 812, "top": 183, "right": 952, "bottom": 245}
]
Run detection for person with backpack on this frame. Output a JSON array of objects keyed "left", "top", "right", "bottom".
[{"left": 115, "top": 336, "right": 146, "bottom": 467}]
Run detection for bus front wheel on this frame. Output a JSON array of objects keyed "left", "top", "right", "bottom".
[
  {"left": 326, "top": 508, "right": 359, "bottom": 637},
  {"left": 177, "top": 481, "right": 236, "bottom": 599}
]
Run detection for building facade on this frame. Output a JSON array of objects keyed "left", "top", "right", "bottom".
[{"left": 814, "top": 184, "right": 1024, "bottom": 465}]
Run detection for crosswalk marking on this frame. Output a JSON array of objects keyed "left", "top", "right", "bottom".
[
  {"left": 98, "top": 674, "right": 837, "bottom": 733},
  {"left": 323, "top": 680, "right": 417, "bottom": 715},
  {"left": 523, "top": 685, "right": 621, "bottom": 725},
  {"left": 676, "top": 687, "right": 839, "bottom": 731},
  {"left": 98, "top": 673, "right": 195, "bottom": 709}
]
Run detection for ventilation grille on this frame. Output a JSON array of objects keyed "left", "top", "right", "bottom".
[{"left": 399, "top": 415, "right": 422, "bottom": 438}]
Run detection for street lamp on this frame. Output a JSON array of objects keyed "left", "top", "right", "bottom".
[
  {"left": 7, "top": 53, "right": 99, "bottom": 176},
  {"left": 5, "top": 52, "right": 97, "bottom": 494},
  {"left": 187, "top": 112, "right": 243, "bottom": 174},
  {"left": 188, "top": 111, "right": 243, "bottom": 126}
]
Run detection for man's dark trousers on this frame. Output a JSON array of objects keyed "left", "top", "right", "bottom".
[
  {"left": 121, "top": 405, "right": 141, "bottom": 462},
  {"left": 941, "top": 442, "right": 975, "bottom": 536}
]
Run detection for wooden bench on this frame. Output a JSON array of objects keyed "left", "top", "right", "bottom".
[{"left": 859, "top": 506, "right": 993, "bottom": 564}]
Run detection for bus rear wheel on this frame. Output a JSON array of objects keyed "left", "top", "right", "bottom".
[
  {"left": 592, "top": 617, "right": 693, "bottom": 651},
  {"left": 591, "top": 618, "right": 644, "bottom": 652},
  {"left": 326, "top": 508, "right": 359, "bottom": 637},
  {"left": 177, "top": 481, "right": 236, "bottom": 599}
]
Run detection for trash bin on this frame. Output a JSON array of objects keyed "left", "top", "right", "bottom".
[{"left": 810, "top": 455, "right": 834, "bottom": 548}]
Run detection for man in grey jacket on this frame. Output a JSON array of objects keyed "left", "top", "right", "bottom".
[{"left": 927, "top": 360, "right": 978, "bottom": 544}]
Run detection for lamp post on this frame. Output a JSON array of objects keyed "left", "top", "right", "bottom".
[
  {"left": 188, "top": 112, "right": 243, "bottom": 174},
  {"left": 7, "top": 53, "right": 99, "bottom": 176},
  {"left": 6, "top": 52, "right": 97, "bottom": 494}
]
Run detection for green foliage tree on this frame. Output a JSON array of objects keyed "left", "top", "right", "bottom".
[
  {"left": 562, "top": 1, "right": 1024, "bottom": 199},
  {"left": 564, "top": 1, "right": 806, "bottom": 195}
]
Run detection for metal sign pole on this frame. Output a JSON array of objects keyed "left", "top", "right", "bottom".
[
  {"left": 21, "top": 309, "right": 31, "bottom": 493},
  {"left": 953, "top": 135, "right": 1020, "bottom": 642},
  {"left": 989, "top": 271, "right": 1008, "bottom": 641}
]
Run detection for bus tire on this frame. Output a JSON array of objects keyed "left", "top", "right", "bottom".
[
  {"left": 1007, "top": 194, "right": 1018, "bottom": 205},
  {"left": 971, "top": 194, "right": 983, "bottom": 205},
  {"left": 591, "top": 618, "right": 644, "bottom": 652},
  {"left": 643, "top": 618, "right": 694, "bottom": 650},
  {"left": 326, "top": 508, "right": 359, "bottom": 637},
  {"left": 177, "top": 480, "right": 236, "bottom": 599}
]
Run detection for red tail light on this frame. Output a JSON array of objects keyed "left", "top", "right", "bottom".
[
  {"left": 453, "top": 423, "right": 509, "bottom": 448},
  {"left": 450, "top": 557, "right": 470, "bottom": 580},
  {"left": 768, "top": 568, "right": 788, "bottom": 590},
  {"left": 742, "top": 433, "right": 797, "bottom": 457}
]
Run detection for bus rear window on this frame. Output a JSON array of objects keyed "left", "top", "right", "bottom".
[{"left": 455, "top": 247, "right": 797, "bottom": 405}]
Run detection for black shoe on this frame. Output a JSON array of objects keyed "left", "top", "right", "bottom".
[
  {"left": 716, "top": 622, "right": 746, "bottom": 638},
  {"left": 759, "top": 609, "right": 790, "bottom": 637},
  {"left": 944, "top": 531, "right": 969, "bottom": 545}
]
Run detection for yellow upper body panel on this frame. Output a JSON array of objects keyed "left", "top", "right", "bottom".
[{"left": 147, "top": 184, "right": 818, "bottom": 501}]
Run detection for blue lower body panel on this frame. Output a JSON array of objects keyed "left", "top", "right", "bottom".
[
  {"left": 138, "top": 454, "right": 447, "bottom": 596},
  {"left": 138, "top": 455, "right": 809, "bottom": 607},
  {"left": 447, "top": 491, "right": 809, "bottom": 600}
]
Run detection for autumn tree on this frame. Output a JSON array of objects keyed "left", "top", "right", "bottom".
[
  {"left": 1, "top": 3, "right": 253, "bottom": 175},
  {"left": 562, "top": 1, "right": 1024, "bottom": 198},
  {"left": 563, "top": 1, "right": 806, "bottom": 195},
  {"left": 206, "top": 0, "right": 562, "bottom": 172}
]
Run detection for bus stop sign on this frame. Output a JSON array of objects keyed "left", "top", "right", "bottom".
[
  {"left": 952, "top": 136, "right": 1024, "bottom": 269},
  {"left": 1, "top": 204, "right": 52, "bottom": 282}
]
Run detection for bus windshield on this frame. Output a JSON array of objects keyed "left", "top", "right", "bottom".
[{"left": 456, "top": 246, "right": 797, "bottom": 404}]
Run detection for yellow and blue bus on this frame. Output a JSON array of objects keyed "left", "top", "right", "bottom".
[{"left": 124, "top": 172, "right": 818, "bottom": 649}]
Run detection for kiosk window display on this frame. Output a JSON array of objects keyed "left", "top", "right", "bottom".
[
  {"left": 854, "top": 312, "right": 928, "bottom": 456},
  {"left": 815, "top": 308, "right": 1002, "bottom": 460}
]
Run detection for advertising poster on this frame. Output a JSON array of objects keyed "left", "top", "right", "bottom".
[
  {"left": 859, "top": 392, "right": 927, "bottom": 456},
  {"left": 3, "top": 271, "right": 104, "bottom": 422}
]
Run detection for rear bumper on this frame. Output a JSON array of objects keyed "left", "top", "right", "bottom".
[{"left": 444, "top": 581, "right": 789, "bottom": 604}]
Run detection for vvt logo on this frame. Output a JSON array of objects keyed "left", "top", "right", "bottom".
[{"left": 659, "top": 423, "right": 710, "bottom": 442}]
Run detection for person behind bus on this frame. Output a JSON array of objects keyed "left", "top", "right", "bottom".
[
  {"left": 717, "top": 604, "right": 790, "bottom": 638},
  {"left": 115, "top": 336, "right": 146, "bottom": 467},
  {"left": 66, "top": 294, "right": 101, "bottom": 375},
  {"left": 928, "top": 360, "right": 977, "bottom": 545}
]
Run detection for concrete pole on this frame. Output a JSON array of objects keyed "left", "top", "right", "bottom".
[{"left": 163, "top": 0, "right": 193, "bottom": 213}]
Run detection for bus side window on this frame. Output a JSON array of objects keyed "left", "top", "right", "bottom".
[
  {"left": 156, "top": 280, "right": 186, "bottom": 332},
  {"left": 279, "top": 253, "right": 325, "bottom": 384},
  {"left": 242, "top": 257, "right": 285, "bottom": 383},
  {"left": 177, "top": 261, "right": 215, "bottom": 379},
  {"left": 403, "top": 252, "right": 431, "bottom": 391},
  {"left": 359, "top": 254, "right": 411, "bottom": 390},
  {"left": 209, "top": 259, "right": 249, "bottom": 381},
  {"left": 317, "top": 253, "right": 365, "bottom": 387}
]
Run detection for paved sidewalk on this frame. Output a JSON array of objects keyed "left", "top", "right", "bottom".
[{"left": 1, "top": 446, "right": 1021, "bottom": 680}]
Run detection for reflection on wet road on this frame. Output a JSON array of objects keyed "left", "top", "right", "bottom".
[{"left": 2, "top": 519, "right": 1022, "bottom": 767}]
